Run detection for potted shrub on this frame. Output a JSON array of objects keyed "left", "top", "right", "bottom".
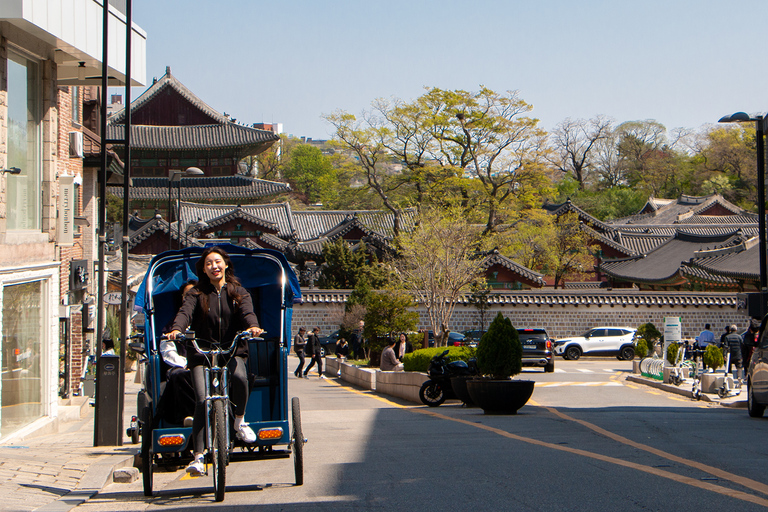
[
  {"left": 634, "top": 338, "right": 649, "bottom": 359},
  {"left": 703, "top": 344, "right": 724, "bottom": 371},
  {"left": 466, "top": 313, "right": 534, "bottom": 414}
]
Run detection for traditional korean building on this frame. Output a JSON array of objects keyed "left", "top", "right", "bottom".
[{"left": 105, "top": 67, "right": 286, "bottom": 219}]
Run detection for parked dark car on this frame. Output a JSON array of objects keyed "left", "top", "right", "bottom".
[
  {"left": 427, "top": 331, "right": 467, "bottom": 347},
  {"left": 316, "top": 330, "right": 340, "bottom": 357},
  {"left": 518, "top": 328, "right": 555, "bottom": 373}
]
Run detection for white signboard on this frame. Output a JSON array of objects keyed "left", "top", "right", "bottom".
[
  {"left": 664, "top": 316, "right": 682, "bottom": 342},
  {"left": 58, "top": 175, "right": 74, "bottom": 246},
  {"left": 663, "top": 316, "right": 682, "bottom": 368},
  {"left": 104, "top": 292, "right": 122, "bottom": 305}
]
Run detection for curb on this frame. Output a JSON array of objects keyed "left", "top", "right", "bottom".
[{"left": 626, "top": 374, "right": 747, "bottom": 408}]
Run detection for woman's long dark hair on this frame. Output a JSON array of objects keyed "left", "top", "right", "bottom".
[{"left": 193, "top": 247, "right": 243, "bottom": 313}]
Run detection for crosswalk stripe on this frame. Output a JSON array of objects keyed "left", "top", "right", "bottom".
[{"left": 576, "top": 369, "right": 594, "bottom": 373}]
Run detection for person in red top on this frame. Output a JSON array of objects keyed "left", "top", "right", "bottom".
[{"left": 168, "top": 246, "right": 263, "bottom": 475}]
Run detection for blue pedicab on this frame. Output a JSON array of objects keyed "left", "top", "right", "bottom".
[{"left": 131, "top": 245, "right": 303, "bottom": 501}]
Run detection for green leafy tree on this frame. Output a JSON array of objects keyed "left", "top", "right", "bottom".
[
  {"left": 394, "top": 207, "right": 487, "bottom": 346},
  {"left": 422, "top": 87, "right": 552, "bottom": 233},
  {"left": 317, "top": 239, "right": 391, "bottom": 289},
  {"left": 283, "top": 144, "right": 338, "bottom": 205},
  {"left": 363, "top": 288, "right": 419, "bottom": 361}
]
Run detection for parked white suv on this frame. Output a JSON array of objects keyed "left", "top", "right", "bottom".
[{"left": 553, "top": 327, "right": 637, "bottom": 361}]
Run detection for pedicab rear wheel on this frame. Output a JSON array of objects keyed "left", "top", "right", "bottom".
[
  {"left": 292, "top": 397, "right": 304, "bottom": 486},
  {"left": 211, "top": 400, "right": 227, "bottom": 502},
  {"left": 141, "top": 413, "right": 154, "bottom": 497}
]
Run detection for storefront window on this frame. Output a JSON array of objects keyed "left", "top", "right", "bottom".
[
  {"left": 6, "top": 50, "right": 42, "bottom": 231},
  {"left": 1, "top": 281, "right": 43, "bottom": 437}
]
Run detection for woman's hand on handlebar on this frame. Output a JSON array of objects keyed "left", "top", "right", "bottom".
[
  {"left": 167, "top": 329, "right": 182, "bottom": 340},
  {"left": 246, "top": 326, "right": 264, "bottom": 337}
]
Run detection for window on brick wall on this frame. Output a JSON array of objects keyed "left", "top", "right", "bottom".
[{"left": 6, "top": 49, "right": 42, "bottom": 231}]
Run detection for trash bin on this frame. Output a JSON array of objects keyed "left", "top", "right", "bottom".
[{"left": 94, "top": 354, "right": 121, "bottom": 446}]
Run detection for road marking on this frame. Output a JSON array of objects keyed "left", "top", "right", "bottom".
[
  {"left": 536, "top": 382, "right": 623, "bottom": 387},
  {"left": 329, "top": 380, "right": 768, "bottom": 506},
  {"left": 415, "top": 405, "right": 768, "bottom": 507},
  {"left": 576, "top": 369, "right": 594, "bottom": 373}
]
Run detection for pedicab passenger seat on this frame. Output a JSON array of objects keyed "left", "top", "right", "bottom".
[{"left": 248, "top": 336, "right": 280, "bottom": 388}]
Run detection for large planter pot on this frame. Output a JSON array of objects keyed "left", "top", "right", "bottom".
[
  {"left": 450, "top": 376, "right": 477, "bottom": 407},
  {"left": 466, "top": 379, "right": 535, "bottom": 415}
]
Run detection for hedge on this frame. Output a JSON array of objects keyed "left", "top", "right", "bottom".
[{"left": 402, "top": 346, "right": 476, "bottom": 373}]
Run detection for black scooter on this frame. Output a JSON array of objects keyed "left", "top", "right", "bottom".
[{"left": 419, "top": 350, "right": 478, "bottom": 406}]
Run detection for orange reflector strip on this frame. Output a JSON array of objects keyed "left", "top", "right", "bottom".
[
  {"left": 257, "top": 427, "right": 283, "bottom": 440},
  {"left": 158, "top": 434, "right": 186, "bottom": 446}
]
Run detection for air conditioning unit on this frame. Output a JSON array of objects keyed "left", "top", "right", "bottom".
[{"left": 69, "top": 131, "right": 84, "bottom": 158}]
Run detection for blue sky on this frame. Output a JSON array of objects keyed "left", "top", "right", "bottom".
[{"left": 133, "top": 0, "right": 768, "bottom": 140}]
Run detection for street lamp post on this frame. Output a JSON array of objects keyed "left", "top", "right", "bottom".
[
  {"left": 719, "top": 112, "right": 767, "bottom": 309},
  {"left": 167, "top": 167, "right": 204, "bottom": 250}
]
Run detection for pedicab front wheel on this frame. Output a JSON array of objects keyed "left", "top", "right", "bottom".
[
  {"left": 211, "top": 400, "right": 227, "bottom": 502},
  {"left": 292, "top": 397, "right": 304, "bottom": 486}
]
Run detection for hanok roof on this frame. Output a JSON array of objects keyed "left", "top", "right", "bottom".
[
  {"left": 177, "top": 202, "right": 417, "bottom": 243},
  {"left": 681, "top": 236, "right": 760, "bottom": 285},
  {"left": 106, "top": 123, "right": 279, "bottom": 151},
  {"left": 599, "top": 231, "right": 746, "bottom": 285},
  {"left": 108, "top": 176, "right": 290, "bottom": 201},
  {"left": 107, "top": 66, "right": 279, "bottom": 155},
  {"left": 481, "top": 251, "right": 546, "bottom": 287},
  {"left": 544, "top": 199, "right": 613, "bottom": 233},
  {"left": 611, "top": 194, "right": 756, "bottom": 226}
]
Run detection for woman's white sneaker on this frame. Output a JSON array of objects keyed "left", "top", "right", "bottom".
[{"left": 236, "top": 423, "right": 257, "bottom": 443}]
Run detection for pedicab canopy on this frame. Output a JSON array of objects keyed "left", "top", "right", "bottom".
[{"left": 135, "top": 245, "right": 302, "bottom": 349}]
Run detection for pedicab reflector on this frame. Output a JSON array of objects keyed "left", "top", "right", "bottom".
[
  {"left": 257, "top": 427, "right": 283, "bottom": 440},
  {"left": 158, "top": 434, "right": 186, "bottom": 446}
]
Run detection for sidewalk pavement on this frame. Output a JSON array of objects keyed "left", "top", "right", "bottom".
[
  {"left": 0, "top": 362, "right": 746, "bottom": 512},
  {"left": 626, "top": 374, "right": 748, "bottom": 408},
  {"left": 0, "top": 368, "right": 142, "bottom": 512}
]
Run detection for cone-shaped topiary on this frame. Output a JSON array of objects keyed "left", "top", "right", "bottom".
[
  {"left": 476, "top": 312, "right": 522, "bottom": 379},
  {"left": 703, "top": 344, "right": 724, "bottom": 370}
]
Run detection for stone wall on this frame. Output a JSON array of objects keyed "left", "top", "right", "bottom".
[{"left": 292, "top": 289, "right": 746, "bottom": 340}]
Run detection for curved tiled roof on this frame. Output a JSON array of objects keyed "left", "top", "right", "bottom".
[
  {"left": 106, "top": 124, "right": 279, "bottom": 151},
  {"left": 109, "top": 176, "right": 290, "bottom": 201},
  {"left": 599, "top": 231, "right": 743, "bottom": 284},
  {"left": 299, "top": 289, "right": 737, "bottom": 308},
  {"left": 481, "top": 252, "right": 545, "bottom": 286},
  {"left": 612, "top": 232, "right": 671, "bottom": 255},
  {"left": 611, "top": 194, "right": 753, "bottom": 226},
  {"left": 110, "top": 67, "right": 228, "bottom": 125},
  {"left": 544, "top": 200, "right": 613, "bottom": 233}
]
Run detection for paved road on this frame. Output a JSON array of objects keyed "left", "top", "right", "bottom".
[{"left": 73, "top": 359, "right": 768, "bottom": 511}]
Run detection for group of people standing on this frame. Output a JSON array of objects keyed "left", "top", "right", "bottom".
[{"left": 695, "top": 320, "right": 761, "bottom": 381}]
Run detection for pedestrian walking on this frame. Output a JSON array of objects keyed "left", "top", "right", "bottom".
[
  {"left": 293, "top": 327, "right": 307, "bottom": 378},
  {"left": 303, "top": 327, "right": 324, "bottom": 378},
  {"left": 742, "top": 318, "right": 760, "bottom": 368},
  {"left": 722, "top": 324, "right": 744, "bottom": 384}
]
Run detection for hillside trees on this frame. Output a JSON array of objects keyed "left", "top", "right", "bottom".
[
  {"left": 549, "top": 116, "right": 613, "bottom": 190},
  {"left": 326, "top": 87, "right": 553, "bottom": 233}
]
